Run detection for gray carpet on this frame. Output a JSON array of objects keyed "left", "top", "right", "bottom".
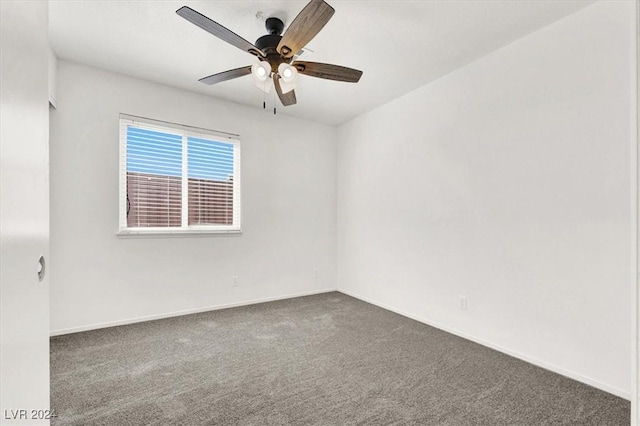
[{"left": 50, "top": 292, "right": 629, "bottom": 425}]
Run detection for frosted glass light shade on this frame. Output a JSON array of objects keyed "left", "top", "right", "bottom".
[
  {"left": 252, "top": 61, "right": 271, "bottom": 81},
  {"left": 254, "top": 77, "right": 273, "bottom": 93},
  {"left": 252, "top": 61, "right": 273, "bottom": 93},
  {"left": 277, "top": 63, "right": 298, "bottom": 94},
  {"left": 252, "top": 61, "right": 271, "bottom": 80}
]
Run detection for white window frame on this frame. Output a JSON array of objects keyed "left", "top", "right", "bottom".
[{"left": 118, "top": 114, "right": 241, "bottom": 236}]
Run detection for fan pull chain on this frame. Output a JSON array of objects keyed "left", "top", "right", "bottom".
[{"left": 273, "top": 89, "right": 276, "bottom": 115}]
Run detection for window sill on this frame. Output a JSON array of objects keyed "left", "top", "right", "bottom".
[{"left": 117, "top": 229, "right": 242, "bottom": 238}]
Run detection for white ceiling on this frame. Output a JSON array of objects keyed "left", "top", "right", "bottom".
[{"left": 49, "top": 0, "right": 596, "bottom": 126}]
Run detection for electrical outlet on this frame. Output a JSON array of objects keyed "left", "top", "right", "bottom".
[
  {"left": 314, "top": 269, "right": 319, "bottom": 278},
  {"left": 459, "top": 296, "right": 468, "bottom": 311},
  {"left": 232, "top": 275, "right": 239, "bottom": 287}
]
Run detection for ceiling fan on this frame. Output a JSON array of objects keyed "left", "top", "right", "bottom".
[{"left": 176, "top": 0, "right": 363, "bottom": 107}]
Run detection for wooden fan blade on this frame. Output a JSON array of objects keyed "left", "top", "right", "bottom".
[
  {"left": 177, "top": 6, "right": 264, "bottom": 58},
  {"left": 277, "top": 0, "right": 335, "bottom": 59},
  {"left": 273, "top": 75, "right": 297, "bottom": 106},
  {"left": 293, "top": 61, "right": 362, "bottom": 83},
  {"left": 198, "top": 66, "right": 252, "bottom": 85}
]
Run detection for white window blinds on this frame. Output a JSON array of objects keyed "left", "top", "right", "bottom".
[
  {"left": 119, "top": 115, "right": 241, "bottom": 234},
  {"left": 187, "top": 136, "right": 235, "bottom": 226},
  {"left": 126, "top": 126, "right": 183, "bottom": 228}
]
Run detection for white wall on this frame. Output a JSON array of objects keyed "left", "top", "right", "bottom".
[
  {"left": 50, "top": 61, "right": 337, "bottom": 334},
  {"left": 337, "top": 0, "right": 635, "bottom": 399}
]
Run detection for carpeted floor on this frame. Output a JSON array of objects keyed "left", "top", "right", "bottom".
[{"left": 50, "top": 292, "right": 629, "bottom": 425}]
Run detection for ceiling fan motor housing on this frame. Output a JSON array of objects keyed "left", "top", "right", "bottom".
[
  {"left": 255, "top": 34, "right": 281, "bottom": 52},
  {"left": 255, "top": 17, "right": 287, "bottom": 71}
]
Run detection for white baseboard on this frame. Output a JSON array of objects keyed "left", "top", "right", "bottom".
[
  {"left": 338, "top": 288, "right": 631, "bottom": 401},
  {"left": 50, "top": 287, "right": 337, "bottom": 337}
]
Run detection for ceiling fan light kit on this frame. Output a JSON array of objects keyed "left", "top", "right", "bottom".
[
  {"left": 252, "top": 62, "right": 270, "bottom": 80},
  {"left": 251, "top": 61, "right": 273, "bottom": 93},
  {"left": 277, "top": 63, "right": 298, "bottom": 94},
  {"left": 176, "top": 0, "right": 363, "bottom": 108}
]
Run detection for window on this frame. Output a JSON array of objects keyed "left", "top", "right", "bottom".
[{"left": 119, "top": 114, "right": 241, "bottom": 234}]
